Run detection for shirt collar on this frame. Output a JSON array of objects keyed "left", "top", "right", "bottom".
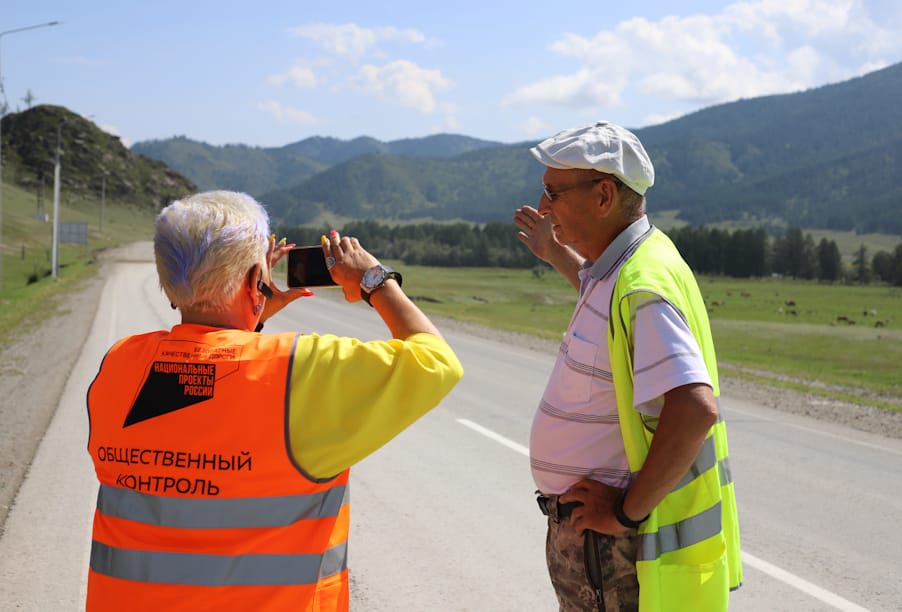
[{"left": 585, "top": 216, "right": 652, "bottom": 281}]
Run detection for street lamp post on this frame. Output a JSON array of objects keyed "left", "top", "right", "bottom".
[
  {"left": 0, "top": 20, "right": 61, "bottom": 294},
  {"left": 51, "top": 120, "right": 64, "bottom": 279}
]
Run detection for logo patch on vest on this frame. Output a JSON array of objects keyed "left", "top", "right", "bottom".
[{"left": 124, "top": 362, "right": 217, "bottom": 427}]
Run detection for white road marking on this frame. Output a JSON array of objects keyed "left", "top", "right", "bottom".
[
  {"left": 456, "top": 417, "right": 871, "bottom": 612},
  {"left": 741, "top": 553, "right": 870, "bottom": 612},
  {"left": 457, "top": 418, "right": 529, "bottom": 456}
]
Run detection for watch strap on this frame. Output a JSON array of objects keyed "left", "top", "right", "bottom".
[
  {"left": 613, "top": 490, "right": 649, "bottom": 529},
  {"left": 361, "top": 270, "right": 402, "bottom": 306}
]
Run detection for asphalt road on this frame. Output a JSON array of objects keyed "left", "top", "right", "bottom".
[{"left": 1, "top": 251, "right": 900, "bottom": 610}]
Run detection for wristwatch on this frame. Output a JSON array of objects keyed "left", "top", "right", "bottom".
[
  {"left": 360, "top": 264, "right": 403, "bottom": 306},
  {"left": 613, "top": 490, "right": 649, "bottom": 529}
]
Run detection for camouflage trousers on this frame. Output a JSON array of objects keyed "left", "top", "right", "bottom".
[{"left": 545, "top": 508, "right": 639, "bottom": 611}]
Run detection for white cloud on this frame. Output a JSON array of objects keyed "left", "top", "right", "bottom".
[
  {"left": 353, "top": 60, "right": 451, "bottom": 113},
  {"left": 256, "top": 100, "right": 317, "bottom": 124},
  {"left": 520, "top": 116, "right": 548, "bottom": 137},
  {"left": 724, "top": 0, "right": 855, "bottom": 40},
  {"left": 99, "top": 124, "right": 128, "bottom": 147},
  {"left": 289, "top": 23, "right": 428, "bottom": 61},
  {"left": 503, "top": 0, "right": 902, "bottom": 122},
  {"left": 275, "top": 22, "right": 451, "bottom": 122},
  {"left": 641, "top": 111, "right": 684, "bottom": 127},
  {"left": 268, "top": 63, "right": 317, "bottom": 88},
  {"left": 503, "top": 68, "right": 625, "bottom": 108},
  {"left": 435, "top": 102, "right": 459, "bottom": 133}
]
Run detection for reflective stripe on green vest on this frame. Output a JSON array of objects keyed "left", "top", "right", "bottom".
[{"left": 608, "top": 228, "right": 743, "bottom": 611}]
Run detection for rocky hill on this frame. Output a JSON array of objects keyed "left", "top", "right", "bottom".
[{"left": 1, "top": 105, "right": 195, "bottom": 210}]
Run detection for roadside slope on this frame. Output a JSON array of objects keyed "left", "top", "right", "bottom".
[{"left": 0, "top": 269, "right": 105, "bottom": 532}]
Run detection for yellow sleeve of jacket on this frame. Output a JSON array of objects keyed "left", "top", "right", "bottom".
[{"left": 286, "top": 332, "right": 464, "bottom": 479}]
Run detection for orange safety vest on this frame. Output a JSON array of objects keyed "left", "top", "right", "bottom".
[{"left": 86, "top": 325, "right": 350, "bottom": 611}]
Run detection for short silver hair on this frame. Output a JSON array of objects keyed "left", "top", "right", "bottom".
[{"left": 154, "top": 191, "right": 270, "bottom": 311}]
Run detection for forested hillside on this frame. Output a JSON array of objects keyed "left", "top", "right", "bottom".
[
  {"left": 133, "top": 62, "right": 902, "bottom": 234},
  {"left": 131, "top": 133, "right": 503, "bottom": 194}
]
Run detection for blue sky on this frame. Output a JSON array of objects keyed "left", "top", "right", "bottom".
[{"left": 3, "top": 1, "right": 902, "bottom": 148}]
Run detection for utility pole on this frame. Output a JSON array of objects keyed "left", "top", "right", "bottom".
[
  {"left": 0, "top": 20, "right": 61, "bottom": 294},
  {"left": 100, "top": 172, "right": 106, "bottom": 233},
  {"left": 51, "top": 121, "right": 64, "bottom": 279}
]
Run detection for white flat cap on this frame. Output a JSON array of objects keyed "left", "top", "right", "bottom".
[{"left": 530, "top": 121, "right": 655, "bottom": 195}]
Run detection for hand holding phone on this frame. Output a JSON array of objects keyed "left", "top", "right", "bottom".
[{"left": 287, "top": 246, "right": 338, "bottom": 288}]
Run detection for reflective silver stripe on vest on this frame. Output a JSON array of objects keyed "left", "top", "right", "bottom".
[
  {"left": 636, "top": 501, "right": 722, "bottom": 562},
  {"left": 631, "top": 436, "right": 722, "bottom": 494},
  {"left": 636, "top": 398, "right": 733, "bottom": 492},
  {"left": 90, "top": 540, "right": 348, "bottom": 586},
  {"left": 719, "top": 455, "right": 733, "bottom": 486},
  {"left": 669, "top": 435, "right": 716, "bottom": 492},
  {"left": 97, "top": 483, "right": 348, "bottom": 528}
]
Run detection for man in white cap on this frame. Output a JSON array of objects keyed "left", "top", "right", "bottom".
[{"left": 514, "top": 121, "right": 742, "bottom": 611}]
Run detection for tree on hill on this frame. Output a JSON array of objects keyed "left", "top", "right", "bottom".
[
  {"left": 816, "top": 238, "right": 842, "bottom": 282},
  {"left": 773, "top": 228, "right": 816, "bottom": 279},
  {"left": 21, "top": 90, "right": 36, "bottom": 109},
  {"left": 872, "top": 244, "right": 902, "bottom": 286},
  {"left": 852, "top": 244, "right": 871, "bottom": 284}
]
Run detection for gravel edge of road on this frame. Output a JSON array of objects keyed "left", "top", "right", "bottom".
[
  {"left": 0, "top": 262, "right": 107, "bottom": 532},
  {"left": 2, "top": 248, "right": 900, "bottom": 533}
]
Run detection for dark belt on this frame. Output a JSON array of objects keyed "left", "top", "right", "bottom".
[{"left": 536, "top": 493, "right": 582, "bottom": 523}]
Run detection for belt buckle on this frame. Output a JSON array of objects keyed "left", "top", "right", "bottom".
[
  {"left": 536, "top": 494, "right": 563, "bottom": 523},
  {"left": 536, "top": 494, "right": 551, "bottom": 516}
]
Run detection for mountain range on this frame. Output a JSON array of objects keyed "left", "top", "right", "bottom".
[
  {"left": 133, "top": 61, "right": 902, "bottom": 234},
  {"left": 4, "top": 62, "right": 900, "bottom": 235},
  {"left": 132, "top": 64, "right": 902, "bottom": 234}
]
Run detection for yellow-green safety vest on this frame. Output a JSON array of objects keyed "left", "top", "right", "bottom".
[{"left": 608, "top": 228, "right": 743, "bottom": 611}]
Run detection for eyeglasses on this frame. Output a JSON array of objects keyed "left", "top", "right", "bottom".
[{"left": 542, "top": 177, "right": 622, "bottom": 201}]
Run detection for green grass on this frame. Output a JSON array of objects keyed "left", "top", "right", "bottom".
[
  {"left": 699, "top": 278, "right": 902, "bottom": 404},
  {"left": 2, "top": 183, "right": 900, "bottom": 411},
  {"left": 0, "top": 180, "right": 155, "bottom": 337},
  {"left": 397, "top": 264, "right": 577, "bottom": 340},
  {"left": 398, "top": 264, "right": 902, "bottom": 411}
]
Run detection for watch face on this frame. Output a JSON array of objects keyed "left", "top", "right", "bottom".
[{"left": 362, "top": 265, "right": 387, "bottom": 289}]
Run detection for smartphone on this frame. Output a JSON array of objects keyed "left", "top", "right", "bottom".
[{"left": 287, "top": 246, "right": 338, "bottom": 288}]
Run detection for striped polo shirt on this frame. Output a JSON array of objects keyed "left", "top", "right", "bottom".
[{"left": 530, "top": 216, "right": 712, "bottom": 494}]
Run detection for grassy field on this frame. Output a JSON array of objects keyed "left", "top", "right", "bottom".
[
  {"left": 395, "top": 264, "right": 902, "bottom": 411},
  {"left": 2, "top": 182, "right": 900, "bottom": 411},
  {"left": 0, "top": 181, "right": 155, "bottom": 337}
]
